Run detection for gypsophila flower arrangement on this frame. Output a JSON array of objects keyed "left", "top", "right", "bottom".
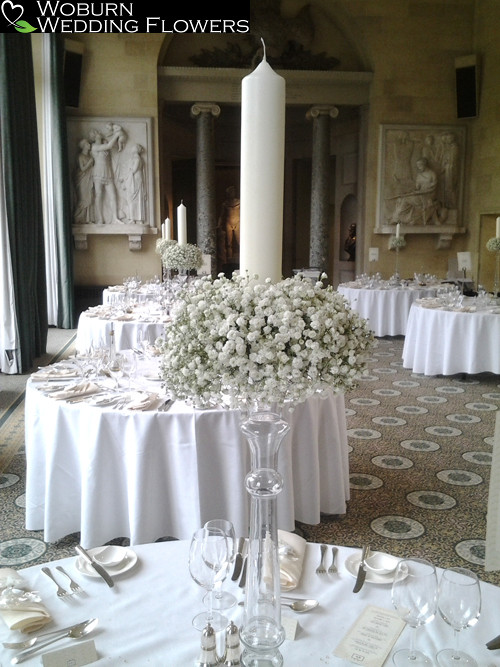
[
  {"left": 389, "top": 236, "right": 406, "bottom": 250},
  {"left": 486, "top": 237, "right": 500, "bottom": 252},
  {"left": 156, "top": 239, "right": 203, "bottom": 271},
  {"left": 157, "top": 273, "right": 374, "bottom": 407}
]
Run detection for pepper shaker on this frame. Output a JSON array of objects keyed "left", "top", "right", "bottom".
[
  {"left": 196, "top": 622, "right": 219, "bottom": 667},
  {"left": 222, "top": 620, "right": 240, "bottom": 666}
]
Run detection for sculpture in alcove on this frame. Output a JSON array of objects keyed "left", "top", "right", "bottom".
[
  {"left": 217, "top": 185, "right": 240, "bottom": 268},
  {"left": 344, "top": 223, "right": 356, "bottom": 262}
]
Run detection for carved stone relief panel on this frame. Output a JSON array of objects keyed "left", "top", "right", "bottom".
[
  {"left": 375, "top": 124, "right": 467, "bottom": 248},
  {"left": 67, "top": 116, "right": 156, "bottom": 250}
]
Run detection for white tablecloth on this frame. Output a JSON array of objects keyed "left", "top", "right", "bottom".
[
  {"left": 1, "top": 542, "right": 499, "bottom": 666},
  {"left": 25, "top": 384, "right": 349, "bottom": 548},
  {"left": 402, "top": 302, "right": 500, "bottom": 375},
  {"left": 76, "top": 309, "right": 167, "bottom": 352},
  {"left": 337, "top": 284, "right": 438, "bottom": 336}
]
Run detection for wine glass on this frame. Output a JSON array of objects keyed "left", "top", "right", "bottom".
[
  {"left": 203, "top": 519, "right": 237, "bottom": 610},
  {"left": 391, "top": 557, "right": 438, "bottom": 666},
  {"left": 436, "top": 567, "right": 481, "bottom": 666},
  {"left": 188, "top": 526, "right": 229, "bottom": 631},
  {"left": 118, "top": 350, "right": 137, "bottom": 390}
]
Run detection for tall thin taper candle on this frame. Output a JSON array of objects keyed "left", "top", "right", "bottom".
[
  {"left": 239, "top": 41, "right": 286, "bottom": 283},
  {"left": 177, "top": 203, "right": 187, "bottom": 245},
  {"left": 496, "top": 216, "right": 500, "bottom": 238},
  {"left": 396, "top": 223, "right": 400, "bottom": 238},
  {"left": 164, "top": 217, "right": 171, "bottom": 240}
]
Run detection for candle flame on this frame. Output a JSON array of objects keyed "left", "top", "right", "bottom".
[{"left": 261, "top": 37, "right": 266, "bottom": 61}]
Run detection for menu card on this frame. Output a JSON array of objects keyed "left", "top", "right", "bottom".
[{"left": 334, "top": 605, "right": 406, "bottom": 666}]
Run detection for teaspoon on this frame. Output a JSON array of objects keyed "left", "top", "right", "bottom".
[
  {"left": 11, "top": 618, "right": 98, "bottom": 664},
  {"left": 238, "top": 598, "right": 318, "bottom": 613}
]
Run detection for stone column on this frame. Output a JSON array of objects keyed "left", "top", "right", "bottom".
[
  {"left": 307, "top": 105, "right": 338, "bottom": 273},
  {"left": 191, "top": 103, "right": 221, "bottom": 277}
]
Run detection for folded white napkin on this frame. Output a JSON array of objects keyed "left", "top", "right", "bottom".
[
  {"left": 278, "top": 530, "right": 307, "bottom": 591},
  {"left": 31, "top": 368, "right": 79, "bottom": 381},
  {"left": 125, "top": 392, "right": 160, "bottom": 411},
  {"left": 0, "top": 568, "right": 52, "bottom": 634},
  {"left": 50, "top": 382, "right": 101, "bottom": 401}
]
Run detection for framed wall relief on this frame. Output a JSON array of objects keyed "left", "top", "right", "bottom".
[
  {"left": 67, "top": 116, "right": 156, "bottom": 250},
  {"left": 375, "top": 124, "right": 467, "bottom": 248}
]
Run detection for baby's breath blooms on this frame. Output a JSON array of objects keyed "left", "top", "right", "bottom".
[{"left": 157, "top": 273, "right": 375, "bottom": 407}]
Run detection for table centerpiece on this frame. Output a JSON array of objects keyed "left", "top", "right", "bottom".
[{"left": 157, "top": 271, "right": 374, "bottom": 666}]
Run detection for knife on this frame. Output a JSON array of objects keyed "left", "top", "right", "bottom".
[
  {"left": 231, "top": 537, "right": 245, "bottom": 581},
  {"left": 352, "top": 545, "right": 369, "bottom": 593},
  {"left": 75, "top": 545, "right": 115, "bottom": 587}
]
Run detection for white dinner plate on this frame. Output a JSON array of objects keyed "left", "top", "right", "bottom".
[
  {"left": 344, "top": 552, "right": 405, "bottom": 585},
  {"left": 75, "top": 547, "right": 138, "bottom": 578}
]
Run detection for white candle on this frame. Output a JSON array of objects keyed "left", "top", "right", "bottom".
[
  {"left": 164, "top": 217, "right": 171, "bottom": 240},
  {"left": 177, "top": 203, "right": 187, "bottom": 245},
  {"left": 396, "top": 223, "right": 400, "bottom": 238},
  {"left": 239, "top": 42, "right": 286, "bottom": 283},
  {"left": 496, "top": 216, "right": 500, "bottom": 238},
  {"left": 161, "top": 223, "right": 165, "bottom": 239}
]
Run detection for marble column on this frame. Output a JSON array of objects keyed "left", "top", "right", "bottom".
[
  {"left": 191, "top": 102, "right": 221, "bottom": 276},
  {"left": 307, "top": 105, "right": 338, "bottom": 273}
]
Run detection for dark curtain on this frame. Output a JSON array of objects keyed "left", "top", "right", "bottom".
[
  {"left": 0, "top": 34, "right": 48, "bottom": 371},
  {"left": 46, "top": 34, "right": 75, "bottom": 329}
]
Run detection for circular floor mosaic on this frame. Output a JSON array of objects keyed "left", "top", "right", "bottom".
[
  {"left": 0, "top": 538, "right": 47, "bottom": 566},
  {"left": 371, "top": 516, "right": 425, "bottom": 540},
  {"left": 372, "top": 455, "right": 413, "bottom": 470},
  {"left": 350, "top": 473, "right": 383, "bottom": 490},
  {"left": 406, "top": 490, "right": 456, "bottom": 510},
  {"left": 400, "top": 439, "right": 440, "bottom": 452},
  {"left": 436, "top": 469, "right": 483, "bottom": 486}
]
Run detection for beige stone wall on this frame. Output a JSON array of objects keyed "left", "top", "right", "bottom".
[{"left": 58, "top": 1, "right": 500, "bottom": 287}]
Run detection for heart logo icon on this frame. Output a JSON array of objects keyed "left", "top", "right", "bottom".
[{"left": 1, "top": 0, "right": 24, "bottom": 26}]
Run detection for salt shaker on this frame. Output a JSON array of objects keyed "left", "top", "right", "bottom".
[
  {"left": 196, "top": 622, "right": 219, "bottom": 667},
  {"left": 222, "top": 620, "right": 240, "bottom": 666}
]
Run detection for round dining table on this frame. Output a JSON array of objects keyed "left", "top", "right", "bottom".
[
  {"left": 75, "top": 304, "right": 169, "bottom": 352},
  {"left": 402, "top": 299, "right": 500, "bottom": 375},
  {"left": 1, "top": 541, "right": 499, "bottom": 666},
  {"left": 337, "top": 282, "right": 439, "bottom": 336},
  {"left": 25, "top": 362, "right": 349, "bottom": 548}
]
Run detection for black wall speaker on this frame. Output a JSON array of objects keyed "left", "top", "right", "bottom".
[
  {"left": 64, "top": 39, "right": 84, "bottom": 108},
  {"left": 455, "top": 54, "right": 479, "bottom": 119}
]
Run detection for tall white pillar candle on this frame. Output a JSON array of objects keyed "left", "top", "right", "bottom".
[
  {"left": 496, "top": 216, "right": 500, "bottom": 238},
  {"left": 164, "top": 217, "right": 171, "bottom": 241},
  {"left": 161, "top": 223, "right": 165, "bottom": 239},
  {"left": 239, "top": 45, "right": 286, "bottom": 283},
  {"left": 396, "top": 223, "right": 400, "bottom": 238},
  {"left": 177, "top": 203, "right": 187, "bottom": 245}
]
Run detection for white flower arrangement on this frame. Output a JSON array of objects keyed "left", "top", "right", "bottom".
[
  {"left": 389, "top": 236, "right": 406, "bottom": 250},
  {"left": 155, "top": 239, "right": 203, "bottom": 270},
  {"left": 157, "top": 273, "right": 375, "bottom": 407},
  {"left": 486, "top": 237, "right": 500, "bottom": 252}
]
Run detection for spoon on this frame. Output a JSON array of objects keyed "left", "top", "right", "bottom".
[
  {"left": 3, "top": 619, "right": 93, "bottom": 649},
  {"left": 281, "top": 598, "right": 319, "bottom": 613},
  {"left": 11, "top": 618, "right": 98, "bottom": 664},
  {"left": 238, "top": 598, "right": 318, "bottom": 613}
]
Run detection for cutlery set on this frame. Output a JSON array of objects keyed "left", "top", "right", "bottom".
[{"left": 316, "top": 544, "right": 338, "bottom": 577}]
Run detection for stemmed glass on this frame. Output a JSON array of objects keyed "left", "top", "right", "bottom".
[
  {"left": 203, "top": 519, "right": 237, "bottom": 610},
  {"left": 436, "top": 567, "right": 481, "bottom": 666},
  {"left": 391, "top": 557, "right": 438, "bottom": 666},
  {"left": 188, "top": 526, "right": 230, "bottom": 631}
]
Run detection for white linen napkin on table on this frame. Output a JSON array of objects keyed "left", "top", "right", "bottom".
[
  {"left": 31, "top": 367, "right": 79, "bottom": 381},
  {"left": 0, "top": 568, "right": 52, "bottom": 633},
  {"left": 49, "top": 382, "right": 101, "bottom": 401},
  {"left": 278, "top": 530, "right": 307, "bottom": 591},
  {"left": 124, "top": 392, "right": 161, "bottom": 411}
]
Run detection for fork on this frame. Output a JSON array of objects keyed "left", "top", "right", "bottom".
[
  {"left": 55, "top": 566, "right": 84, "bottom": 594},
  {"left": 315, "top": 544, "right": 328, "bottom": 574},
  {"left": 328, "top": 546, "right": 338, "bottom": 574},
  {"left": 41, "top": 567, "right": 72, "bottom": 598}
]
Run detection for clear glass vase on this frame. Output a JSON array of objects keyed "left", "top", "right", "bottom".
[{"left": 239, "top": 408, "right": 290, "bottom": 667}]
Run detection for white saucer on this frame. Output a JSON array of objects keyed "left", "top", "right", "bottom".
[
  {"left": 75, "top": 547, "right": 137, "bottom": 578},
  {"left": 344, "top": 552, "right": 404, "bottom": 585}
]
